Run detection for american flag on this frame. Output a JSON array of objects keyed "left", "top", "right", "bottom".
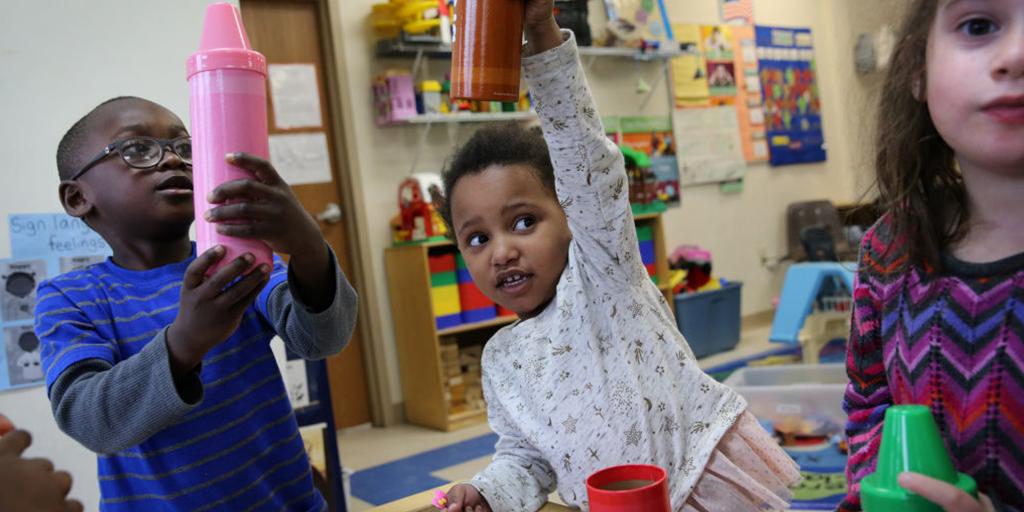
[{"left": 720, "top": 0, "right": 754, "bottom": 24}]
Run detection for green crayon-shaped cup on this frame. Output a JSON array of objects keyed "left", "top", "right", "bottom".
[{"left": 861, "top": 405, "right": 978, "bottom": 512}]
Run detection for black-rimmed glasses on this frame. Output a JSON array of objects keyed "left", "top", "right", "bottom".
[{"left": 69, "top": 136, "right": 192, "bottom": 181}]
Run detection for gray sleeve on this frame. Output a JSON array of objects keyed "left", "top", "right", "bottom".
[
  {"left": 48, "top": 328, "right": 202, "bottom": 454},
  {"left": 266, "top": 247, "right": 358, "bottom": 360}
]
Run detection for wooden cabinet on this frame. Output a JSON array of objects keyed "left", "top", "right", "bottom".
[{"left": 384, "top": 213, "right": 671, "bottom": 431}]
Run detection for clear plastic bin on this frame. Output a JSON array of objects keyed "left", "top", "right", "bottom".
[{"left": 723, "top": 363, "right": 848, "bottom": 427}]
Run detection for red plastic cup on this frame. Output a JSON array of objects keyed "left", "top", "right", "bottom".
[{"left": 586, "top": 464, "right": 671, "bottom": 512}]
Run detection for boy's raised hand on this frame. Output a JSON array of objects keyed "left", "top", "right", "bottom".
[
  {"left": 167, "top": 246, "right": 270, "bottom": 374},
  {"left": 444, "top": 483, "right": 491, "bottom": 512},
  {"left": 0, "top": 429, "right": 83, "bottom": 512},
  {"left": 205, "top": 153, "right": 323, "bottom": 258}
]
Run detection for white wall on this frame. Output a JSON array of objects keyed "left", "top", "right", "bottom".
[
  {"left": 327, "top": 0, "right": 893, "bottom": 408},
  {"left": 0, "top": 1, "right": 233, "bottom": 509}
]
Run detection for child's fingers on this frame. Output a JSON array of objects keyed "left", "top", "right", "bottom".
[
  {"left": 184, "top": 246, "right": 226, "bottom": 289},
  {"left": 0, "top": 413, "right": 14, "bottom": 435},
  {"left": 216, "top": 264, "right": 269, "bottom": 308},
  {"left": 205, "top": 202, "right": 275, "bottom": 224},
  {"left": 215, "top": 221, "right": 267, "bottom": 240},
  {"left": 898, "top": 473, "right": 983, "bottom": 512},
  {"left": 202, "top": 254, "right": 255, "bottom": 294},
  {"left": 23, "top": 456, "right": 55, "bottom": 474},
  {"left": 225, "top": 153, "right": 285, "bottom": 186},
  {"left": 207, "top": 178, "right": 277, "bottom": 204},
  {"left": 52, "top": 469, "right": 73, "bottom": 495},
  {"left": 0, "top": 429, "right": 31, "bottom": 455}
]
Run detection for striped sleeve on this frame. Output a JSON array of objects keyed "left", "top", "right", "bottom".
[
  {"left": 839, "top": 228, "right": 892, "bottom": 512},
  {"left": 36, "top": 279, "right": 119, "bottom": 391},
  {"left": 258, "top": 248, "right": 357, "bottom": 360}
]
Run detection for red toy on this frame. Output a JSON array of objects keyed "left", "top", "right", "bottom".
[{"left": 398, "top": 177, "right": 435, "bottom": 240}]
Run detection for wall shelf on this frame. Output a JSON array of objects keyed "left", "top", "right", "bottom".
[
  {"left": 376, "top": 39, "right": 682, "bottom": 62},
  {"left": 382, "top": 111, "right": 537, "bottom": 126}
]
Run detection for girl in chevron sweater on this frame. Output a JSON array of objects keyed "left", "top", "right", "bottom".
[{"left": 841, "top": 1, "right": 1024, "bottom": 511}]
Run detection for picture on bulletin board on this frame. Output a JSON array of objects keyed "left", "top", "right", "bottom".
[
  {"left": 756, "top": 26, "right": 827, "bottom": 166},
  {"left": 701, "top": 25, "right": 734, "bottom": 62},
  {"left": 707, "top": 61, "right": 737, "bottom": 97},
  {"left": 1, "top": 260, "right": 46, "bottom": 323},
  {"left": 670, "top": 24, "right": 711, "bottom": 107},
  {"left": 4, "top": 325, "right": 42, "bottom": 387},
  {"left": 619, "top": 116, "right": 681, "bottom": 206}
]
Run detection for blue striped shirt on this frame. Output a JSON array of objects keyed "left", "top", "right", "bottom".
[{"left": 37, "top": 245, "right": 353, "bottom": 511}]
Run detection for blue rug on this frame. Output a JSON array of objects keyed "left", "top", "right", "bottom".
[{"left": 350, "top": 433, "right": 499, "bottom": 505}]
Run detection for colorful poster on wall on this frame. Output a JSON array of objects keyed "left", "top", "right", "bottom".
[
  {"left": 732, "top": 25, "right": 769, "bottom": 162},
  {"left": 720, "top": 0, "right": 754, "bottom": 25},
  {"left": 672, "top": 106, "right": 746, "bottom": 185},
  {"left": 619, "top": 116, "right": 681, "bottom": 206},
  {"left": 756, "top": 26, "right": 827, "bottom": 166},
  {"left": 1, "top": 214, "right": 112, "bottom": 392}
]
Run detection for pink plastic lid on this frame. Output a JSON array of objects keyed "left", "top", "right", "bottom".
[{"left": 186, "top": 3, "right": 266, "bottom": 79}]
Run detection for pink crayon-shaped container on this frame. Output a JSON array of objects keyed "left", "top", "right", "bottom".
[{"left": 187, "top": 2, "right": 272, "bottom": 274}]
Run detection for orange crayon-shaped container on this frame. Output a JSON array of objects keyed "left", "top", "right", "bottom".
[{"left": 450, "top": 0, "right": 524, "bottom": 101}]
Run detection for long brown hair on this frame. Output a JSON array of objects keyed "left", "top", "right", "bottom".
[{"left": 874, "top": 0, "right": 967, "bottom": 272}]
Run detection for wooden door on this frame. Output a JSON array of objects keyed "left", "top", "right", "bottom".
[{"left": 240, "top": 0, "right": 372, "bottom": 428}]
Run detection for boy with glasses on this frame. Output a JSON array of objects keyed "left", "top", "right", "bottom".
[{"left": 36, "top": 96, "right": 358, "bottom": 511}]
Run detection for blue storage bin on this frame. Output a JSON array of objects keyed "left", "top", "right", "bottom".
[{"left": 674, "top": 282, "right": 742, "bottom": 358}]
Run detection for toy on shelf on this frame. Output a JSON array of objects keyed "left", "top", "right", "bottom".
[
  {"left": 769, "top": 262, "right": 856, "bottom": 364},
  {"left": 456, "top": 254, "right": 497, "bottom": 323},
  {"left": 621, "top": 145, "right": 666, "bottom": 216},
  {"left": 429, "top": 255, "right": 462, "bottom": 329},
  {"left": 373, "top": 70, "right": 417, "bottom": 125},
  {"left": 636, "top": 224, "right": 657, "bottom": 282},
  {"left": 418, "top": 79, "right": 443, "bottom": 114},
  {"left": 669, "top": 245, "right": 721, "bottom": 294},
  {"left": 371, "top": 0, "right": 452, "bottom": 44},
  {"left": 598, "top": 0, "right": 674, "bottom": 49},
  {"left": 391, "top": 173, "right": 448, "bottom": 244},
  {"left": 440, "top": 337, "right": 485, "bottom": 414}
]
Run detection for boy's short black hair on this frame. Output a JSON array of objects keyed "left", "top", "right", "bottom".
[
  {"left": 441, "top": 123, "right": 556, "bottom": 234},
  {"left": 56, "top": 96, "right": 144, "bottom": 181}
]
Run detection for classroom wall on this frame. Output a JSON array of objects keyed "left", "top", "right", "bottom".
[
  {"left": 326, "top": 0, "right": 895, "bottom": 408},
  {"left": 0, "top": 1, "right": 234, "bottom": 509}
]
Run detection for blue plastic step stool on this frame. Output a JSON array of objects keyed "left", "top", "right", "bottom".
[{"left": 770, "top": 262, "right": 856, "bottom": 344}]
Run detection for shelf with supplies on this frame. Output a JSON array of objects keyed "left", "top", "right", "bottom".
[
  {"left": 383, "top": 212, "right": 672, "bottom": 431},
  {"left": 375, "top": 39, "right": 683, "bottom": 61},
  {"left": 380, "top": 111, "right": 537, "bottom": 126}
]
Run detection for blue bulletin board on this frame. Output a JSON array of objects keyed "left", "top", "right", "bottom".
[
  {"left": 0, "top": 214, "right": 111, "bottom": 391},
  {"left": 755, "top": 26, "right": 827, "bottom": 167}
]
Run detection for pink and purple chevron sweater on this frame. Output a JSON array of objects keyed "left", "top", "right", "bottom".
[{"left": 840, "top": 217, "right": 1024, "bottom": 512}]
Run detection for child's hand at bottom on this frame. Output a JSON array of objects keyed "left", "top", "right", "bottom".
[
  {"left": 0, "top": 429, "right": 83, "bottom": 512},
  {"left": 898, "top": 473, "right": 994, "bottom": 512},
  {"left": 0, "top": 413, "right": 14, "bottom": 436},
  {"left": 444, "top": 483, "right": 491, "bottom": 512}
]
